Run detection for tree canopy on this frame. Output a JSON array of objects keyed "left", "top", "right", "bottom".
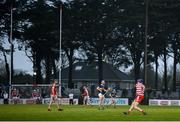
[{"left": 0, "top": 0, "right": 180, "bottom": 91}]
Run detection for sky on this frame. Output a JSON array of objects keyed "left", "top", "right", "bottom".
[
  {"left": 1, "top": 40, "right": 33, "bottom": 75},
  {"left": 0, "top": 0, "right": 177, "bottom": 78},
  {"left": 13, "top": 49, "right": 33, "bottom": 75},
  {"left": 4, "top": 47, "right": 175, "bottom": 76},
  {"left": 0, "top": 38, "right": 176, "bottom": 76}
]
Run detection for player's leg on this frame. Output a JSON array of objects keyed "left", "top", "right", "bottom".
[
  {"left": 133, "top": 100, "right": 146, "bottom": 115},
  {"left": 99, "top": 96, "right": 102, "bottom": 109},
  {"left": 48, "top": 96, "right": 54, "bottom": 111},
  {"left": 129, "top": 96, "right": 141, "bottom": 112},
  {"left": 83, "top": 96, "right": 87, "bottom": 105},
  {"left": 129, "top": 100, "right": 135, "bottom": 111},
  {"left": 124, "top": 96, "right": 146, "bottom": 115},
  {"left": 109, "top": 97, "right": 113, "bottom": 108},
  {"left": 98, "top": 94, "right": 102, "bottom": 109},
  {"left": 101, "top": 95, "right": 105, "bottom": 109},
  {"left": 110, "top": 98, "right": 116, "bottom": 108},
  {"left": 87, "top": 97, "right": 91, "bottom": 105},
  {"left": 110, "top": 98, "right": 113, "bottom": 106},
  {"left": 112, "top": 98, "right": 116, "bottom": 108},
  {"left": 12, "top": 97, "right": 15, "bottom": 104},
  {"left": 55, "top": 96, "right": 59, "bottom": 108},
  {"left": 83, "top": 96, "right": 85, "bottom": 105},
  {"left": 123, "top": 100, "right": 135, "bottom": 115},
  {"left": 133, "top": 102, "right": 141, "bottom": 111},
  {"left": 71, "top": 99, "right": 73, "bottom": 105},
  {"left": 69, "top": 99, "right": 72, "bottom": 105},
  {"left": 55, "top": 96, "right": 63, "bottom": 111}
]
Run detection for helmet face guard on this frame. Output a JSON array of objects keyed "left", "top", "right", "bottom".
[
  {"left": 101, "top": 80, "right": 105, "bottom": 84},
  {"left": 137, "top": 79, "right": 144, "bottom": 83}
]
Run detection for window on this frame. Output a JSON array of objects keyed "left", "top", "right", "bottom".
[{"left": 75, "top": 66, "right": 82, "bottom": 71}]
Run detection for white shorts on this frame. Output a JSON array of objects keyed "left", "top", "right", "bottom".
[
  {"left": 98, "top": 93, "right": 104, "bottom": 98},
  {"left": 51, "top": 95, "right": 58, "bottom": 101},
  {"left": 12, "top": 97, "right": 18, "bottom": 99},
  {"left": 84, "top": 96, "right": 89, "bottom": 100}
]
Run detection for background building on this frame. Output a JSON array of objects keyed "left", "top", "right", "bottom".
[{"left": 61, "top": 62, "right": 134, "bottom": 97}]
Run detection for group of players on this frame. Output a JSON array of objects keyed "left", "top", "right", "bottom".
[{"left": 48, "top": 79, "right": 146, "bottom": 115}]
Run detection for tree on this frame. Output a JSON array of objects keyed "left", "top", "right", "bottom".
[
  {"left": 16, "top": 0, "right": 61, "bottom": 84},
  {"left": 117, "top": 0, "right": 145, "bottom": 82},
  {"left": 0, "top": 0, "right": 23, "bottom": 84},
  {"left": 79, "top": 0, "right": 124, "bottom": 83},
  {"left": 148, "top": 0, "right": 180, "bottom": 91}
]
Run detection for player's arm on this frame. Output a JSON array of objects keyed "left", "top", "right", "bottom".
[
  {"left": 82, "top": 92, "right": 85, "bottom": 96},
  {"left": 97, "top": 87, "right": 102, "bottom": 92},
  {"left": 104, "top": 87, "right": 110, "bottom": 93},
  {"left": 56, "top": 90, "right": 58, "bottom": 96},
  {"left": 142, "top": 84, "right": 145, "bottom": 92}
]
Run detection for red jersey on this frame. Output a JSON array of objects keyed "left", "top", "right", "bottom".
[
  {"left": 136, "top": 82, "right": 145, "bottom": 96},
  {"left": 32, "top": 91, "right": 40, "bottom": 98},
  {"left": 82, "top": 88, "right": 89, "bottom": 97},
  {"left": 51, "top": 84, "right": 57, "bottom": 96},
  {"left": 12, "top": 90, "right": 17, "bottom": 97}
]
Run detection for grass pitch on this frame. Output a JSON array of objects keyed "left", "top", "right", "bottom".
[{"left": 0, "top": 104, "right": 180, "bottom": 121}]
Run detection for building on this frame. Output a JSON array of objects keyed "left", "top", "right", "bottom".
[{"left": 61, "top": 62, "right": 134, "bottom": 97}]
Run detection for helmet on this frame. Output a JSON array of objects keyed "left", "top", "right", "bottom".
[
  {"left": 101, "top": 80, "right": 105, "bottom": 84},
  {"left": 137, "top": 79, "right": 144, "bottom": 83}
]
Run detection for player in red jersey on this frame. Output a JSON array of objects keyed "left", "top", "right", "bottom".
[
  {"left": 48, "top": 80, "right": 63, "bottom": 111},
  {"left": 123, "top": 79, "right": 146, "bottom": 115},
  {"left": 11, "top": 88, "right": 19, "bottom": 104},
  {"left": 82, "top": 86, "right": 91, "bottom": 105}
]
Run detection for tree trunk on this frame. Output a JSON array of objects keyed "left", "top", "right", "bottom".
[
  {"left": 97, "top": 48, "right": 103, "bottom": 84},
  {"left": 10, "top": 43, "right": 14, "bottom": 84},
  {"left": 163, "top": 42, "right": 168, "bottom": 91},
  {"left": 67, "top": 48, "right": 74, "bottom": 89},
  {"left": 45, "top": 56, "right": 51, "bottom": 84},
  {"left": 173, "top": 47, "right": 177, "bottom": 91},
  {"left": 134, "top": 61, "right": 140, "bottom": 83},
  {"left": 133, "top": 52, "right": 141, "bottom": 83},
  {"left": 35, "top": 51, "right": 42, "bottom": 84},
  {"left": 3, "top": 51, "right": 10, "bottom": 83},
  {"left": 52, "top": 58, "right": 57, "bottom": 79},
  {"left": 155, "top": 53, "right": 159, "bottom": 90}
]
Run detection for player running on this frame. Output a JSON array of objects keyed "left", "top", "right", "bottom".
[
  {"left": 97, "top": 80, "right": 107, "bottom": 110},
  {"left": 123, "top": 79, "right": 146, "bottom": 115},
  {"left": 48, "top": 80, "right": 63, "bottom": 111}
]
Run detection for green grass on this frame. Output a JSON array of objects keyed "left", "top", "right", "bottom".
[{"left": 0, "top": 104, "right": 180, "bottom": 121}]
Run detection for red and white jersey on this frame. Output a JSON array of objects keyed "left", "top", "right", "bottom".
[
  {"left": 51, "top": 84, "right": 57, "bottom": 96},
  {"left": 136, "top": 82, "right": 145, "bottom": 96},
  {"left": 82, "top": 88, "right": 89, "bottom": 97},
  {"left": 32, "top": 91, "right": 40, "bottom": 98},
  {"left": 12, "top": 90, "right": 18, "bottom": 97}
]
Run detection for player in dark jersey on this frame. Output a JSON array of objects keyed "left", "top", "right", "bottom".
[
  {"left": 108, "top": 88, "right": 116, "bottom": 108},
  {"left": 97, "top": 80, "right": 107, "bottom": 110}
]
